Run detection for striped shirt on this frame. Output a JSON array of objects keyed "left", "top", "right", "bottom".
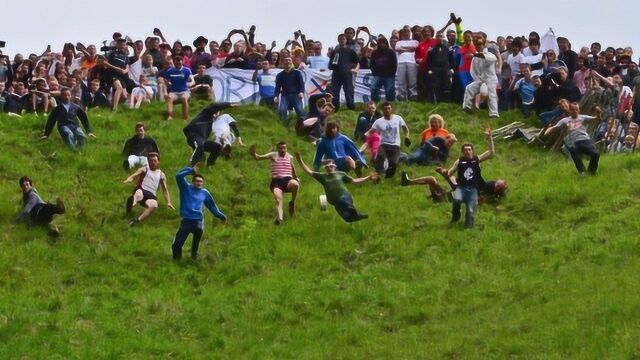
[{"left": 271, "top": 153, "right": 293, "bottom": 178}]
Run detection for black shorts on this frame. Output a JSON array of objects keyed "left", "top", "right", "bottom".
[
  {"left": 137, "top": 189, "right": 157, "bottom": 208},
  {"left": 270, "top": 177, "right": 293, "bottom": 192}
]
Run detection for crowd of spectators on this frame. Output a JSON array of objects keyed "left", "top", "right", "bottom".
[{"left": 1, "top": 14, "right": 638, "bottom": 154}]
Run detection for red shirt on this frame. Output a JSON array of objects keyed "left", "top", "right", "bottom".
[
  {"left": 415, "top": 39, "right": 438, "bottom": 72},
  {"left": 458, "top": 44, "right": 477, "bottom": 72}
]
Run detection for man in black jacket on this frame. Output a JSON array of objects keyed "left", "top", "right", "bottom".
[
  {"left": 369, "top": 36, "right": 397, "bottom": 102},
  {"left": 122, "top": 122, "right": 160, "bottom": 171},
  {"left": 183, "top": 102, "right": 235, "bottom": 167},
  {"left": 426, "top": 32, "right": 455, "bottom": 103},
  {"left": 41, "top": 88, "right": 95, "bottom": 149},
  {"left": 329, "top": 34, "right": 359, "bottom": 111}
]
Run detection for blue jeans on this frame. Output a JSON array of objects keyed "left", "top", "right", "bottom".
[
  {"left": 331, "top": 194, "right": 365, "bottom": 222},
  {"left": 59, "top": 125, "right": 87, "bottom": 150},
  {"left": 407, "top": 147, "right": 428, "bottom": 165},
  {"left": 278, "top": 94, "right": 304, "bottom": 126},
  {"left": 370, "top": 76, "right": 396, "bottom": 102},
  {"left": 451, "top": 186, "right": 478, "bottom": 228},
  {"left": 172, "top": 219, "right": 204, "bottom": 259},
  {"left": 538, "top": 108, "right": 562, "bottom": 126}
]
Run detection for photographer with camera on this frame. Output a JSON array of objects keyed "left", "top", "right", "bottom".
[{"left": 99, "top": 38, "right": 137, "bottom": 111}]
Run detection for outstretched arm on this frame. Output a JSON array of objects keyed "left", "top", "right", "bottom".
[
  {"left": 445, "top": 159, "right": 460, "bottom": 178},
  {"left": 351, "top": 172, "right": 379, "bottom": 184},
  {"left": 123, "top": 167, "right": 145, "bottom": 183},
  {"left": 249, "top": 145, "right": 274, "bottom": 161},
  {"left": 478, "top": 128, "right": 494, "bottom": 162},
  {"left": 160, "top": 172, "right": 175, "bottom": 209},
  {"left": 294, "top": 151, "right": 314, "bottom": 176}
]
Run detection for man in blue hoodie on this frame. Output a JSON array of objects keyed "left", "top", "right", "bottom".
[
  {"left": 313, "top": 122, "right": 367, "bottom": 176},
  {"left": 172, "top": 165, "right": 227, "bottom": 260}
]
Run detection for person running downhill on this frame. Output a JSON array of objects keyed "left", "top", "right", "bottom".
[{"left": 249, "top": 141, "right": 300, "bottom": 225}]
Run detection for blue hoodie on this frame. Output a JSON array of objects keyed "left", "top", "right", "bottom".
[
  {"left": 313, "top": 133, "right": 367, "bottom": 170},
  {"left": 176, "top": 167, "right": 226, "bottom": 221}
]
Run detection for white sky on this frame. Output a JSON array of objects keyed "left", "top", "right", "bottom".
[{"left": 1, "top": 0, "right": 638, "bottom": 61}]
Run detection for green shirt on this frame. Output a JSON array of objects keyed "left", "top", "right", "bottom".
[{"left": 312, "top": 171, "right": 353, "bottom": 204}]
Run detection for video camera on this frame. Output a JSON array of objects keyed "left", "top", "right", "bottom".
[{"left": 0, "top": 40, "right": 6, "bottom": 48}]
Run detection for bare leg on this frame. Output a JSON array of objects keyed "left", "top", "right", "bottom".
[
  {"left": 166, "top": 93, "right": 176, "bottom": 120},
  {"left": 344, "top": 156, "right": 356, "bottom": 172},
  {"left": 273, "top": 188, "right": 284, "bottom": 222},
  {"left": 137, "top": 199, "right": 158, "bottom": 221},
  {"left": 180, "top": 95, "right": 190, "bottom": 121},
  {"left": 132, "top": 189, "right": 144, "bottom": 206},
  {"left": 286, "top": 179, "right": 300, "bottom": 216},
  {"left": 112, "top": 80, "right": 123, "bottom": 111}
]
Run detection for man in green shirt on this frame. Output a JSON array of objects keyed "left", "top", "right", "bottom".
[{"left": 295, "top": 152, "right": 378, "bottom": 222}]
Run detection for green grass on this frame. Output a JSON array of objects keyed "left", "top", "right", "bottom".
[{"left": 1, "top": 100, "right": 640, "bottom": 358}]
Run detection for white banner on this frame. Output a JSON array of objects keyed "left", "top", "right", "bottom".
[{"left": 205, "top": 67, "right": 381, "bottom": 104}]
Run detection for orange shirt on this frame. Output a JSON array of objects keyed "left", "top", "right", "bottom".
[{"left": 420, "top": 128, "right": 449, "bottom": 143}]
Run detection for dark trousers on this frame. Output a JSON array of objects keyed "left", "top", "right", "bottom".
[
  {"left": 30, "top": 203, "right": 61, "bottom": 225},
  {"left": 375, "top": 144, "right": 401, "bottom": 178},
  {"left": 332, "top": 195, "right": 364, "bottom": 223},
  {"left": 186, "top": 133, "right": 221, "bottom": 167},
  {"left": 172, "top": 219, "right": 204, "bottom": 259},
  {"left": 568, "top": 140, "right": 600, "bottom": 174},
  {"left": 427, "top": 69, "right": 452, "bottom": 103},
  {"left": 331, "top": 73, "right": 355, "bottom": 111}
]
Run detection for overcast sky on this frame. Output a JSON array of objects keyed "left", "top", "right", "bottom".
[{"left": 2, "top": 0, "right": 638, "bottom": 61}]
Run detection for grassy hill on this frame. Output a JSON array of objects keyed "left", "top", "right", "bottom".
[{"left": 1, "top": 101, "right": 639, "bottom": 358}]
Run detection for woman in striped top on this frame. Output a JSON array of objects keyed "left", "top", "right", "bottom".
[{"left": 249, "top": 141, "right": 300, "bottom": 225}]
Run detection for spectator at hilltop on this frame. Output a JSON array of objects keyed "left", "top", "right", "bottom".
[
  {"left": 369, "top": 36, "right": 397, "bottom": 103},
  {"left": 160, "top": 55, "right": 193, "bottom": 121},
  {"left": 329, "top": 33, "right": 359, "bottom": 111},
  {"left": 395, "top": 28, "right": 419, "bottom": 101}
]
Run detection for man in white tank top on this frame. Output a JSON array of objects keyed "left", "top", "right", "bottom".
[
  {"left": 249, "top": 141, "right": 300, "bottom": 225},
  {"left": 123, "top": 152, "right": 175, "bottom": 225}
]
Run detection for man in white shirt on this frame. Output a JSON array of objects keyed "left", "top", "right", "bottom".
[
  {"left": 395, "top": 28, "right": 419, "bottom": 101},
  {"left": 463, "top": 38, "right": 499, "bottom": 118},
  {"left": 366, "top": 102, "right": 411, "bottom": 178},
  {"left": 206, "top": 113, "right": 245, "bottom": 166}
]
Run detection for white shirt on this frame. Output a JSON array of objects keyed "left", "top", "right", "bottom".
[
  {"left": 371, "top": 115, "right": 407, "bottom": 146},
  {"left": 524, "top": 53, "right": 544, "bottom": 77},
  {"left": 395, "top": 40, "right": 419, "bottom": 64},
  {"left": 212, "top": 114, "right": 235, "bottom": 137},
  {"left": 470, "top": 49, "right": 498, "bottom": 84},
  {"left": 507, "top": 53, "right": 525, "bottom": 77}
]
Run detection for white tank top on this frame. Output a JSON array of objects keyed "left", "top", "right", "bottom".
[{"left": 140, "top": 167, "right": 162, "bottom": 195}]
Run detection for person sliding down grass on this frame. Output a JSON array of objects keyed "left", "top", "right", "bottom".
[
  {"left": 249, "top": 142, "right": 300, "bottom": 225},
  {"left": 123, "top": 152, "right": 174, "bottom": 226},
  {"left": 294, "top": 152, "right": 378, "bottom": 223},
  {"left": 17, "top": 176, "right": 66, "bottom": 237}
]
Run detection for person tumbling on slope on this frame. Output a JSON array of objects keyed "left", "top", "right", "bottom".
[
  {"left": 183, "top": 102, "right": 237, "bottom": 167},
  {"left": 41, "top": 88, "right": 96, "bottom": 150},
  {"left": 294, "top": 152, "right": 378, "bottom": 223},
  {"left": 442, "top": 128, "right": 495, "bottom": 228},
  {"left": 249, "top": 142, "right": 301, "bottom": 225},
  {"left": 17, "top": 176, "right": 66, "bottom": 237},
  {"left": 543, "top": 102, "right": 601, "bottom": 176},
  {"left": 313, "top": 122, "right": 367, "bottom": 176},
  {"left": 123, "top": 152, "right": 174, "bottom": 226},
  {"left": 172, "top": 164, "right": 227, "bottom": 260}
]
